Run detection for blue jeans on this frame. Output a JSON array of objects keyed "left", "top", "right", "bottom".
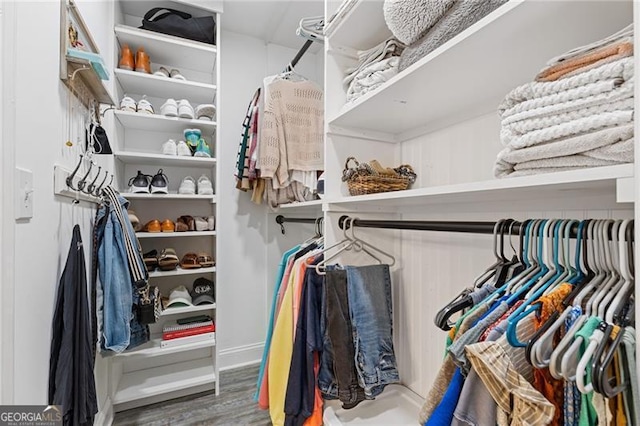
[
  {"left": 318, "top": 266, "right": 338, "bottom": 400},
  {"left": 345, "top": 264, "right": 400, "bottom": 398},
  {"left": 96, "top": 195, "right": 148, "bottom": 352}
]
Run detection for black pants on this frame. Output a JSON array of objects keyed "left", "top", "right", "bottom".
[{"left": 325, "top": 268, "right": 366, "bottom": 409}]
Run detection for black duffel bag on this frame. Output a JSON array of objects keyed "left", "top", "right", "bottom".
[{"left": 141, "top": 8, "right": 216, "bottom": 45}]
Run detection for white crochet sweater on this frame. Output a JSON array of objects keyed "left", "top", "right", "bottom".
[{"left": 258, "top": 78, "right": 324, "bottom": 187}]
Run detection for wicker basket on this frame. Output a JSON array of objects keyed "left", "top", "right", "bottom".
[{"left": 343, "top": 157, "right": 413, "bottom": 196}]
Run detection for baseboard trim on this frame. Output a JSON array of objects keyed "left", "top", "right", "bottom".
[
  {"left": 94, "top": 396, "right": 114, "bottom": 426},
  {"left": 218, "top": 342, "right": 263, "bottom": 371}
]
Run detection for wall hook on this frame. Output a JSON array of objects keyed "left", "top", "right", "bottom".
[
  {"left": 85, "top": 165, "right": 102, "bottom": 194},
  {"left": 66, "top": 154, "right": 83, "bottom": 190},
  {"left": 76, "top": 160, "right": 93, "bottom": 191}
]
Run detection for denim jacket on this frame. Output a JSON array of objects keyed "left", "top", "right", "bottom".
[{"left": 95, "top": 189, "right": 149, "bottom": 352}]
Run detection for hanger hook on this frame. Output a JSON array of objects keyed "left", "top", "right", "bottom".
[
  {"left": 85, "top": 165, "right": 102, "bottom": 194},
  {"left": 66, "top": 154, "right": 84, "bottom": 190},
  {"left": 76, "top": 160, "right": 93, "bottom": 191},
  {"left": 93, "top": 168, "right": 109, "bottom": 197}
]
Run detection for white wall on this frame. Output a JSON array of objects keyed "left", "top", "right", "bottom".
[
  {"left": 7, "top": 0, "right": 114, "bottom": 404},
  {"left": 217, "top": 29, "right": 323, "bottom": 369}
]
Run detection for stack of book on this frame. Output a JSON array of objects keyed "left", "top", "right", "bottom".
[{"left": 161, "top": 317, "right": 216, "bottom": 348}]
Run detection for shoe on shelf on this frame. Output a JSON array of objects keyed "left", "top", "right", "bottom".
[
  {"left": 161, "top": 219, "right": 175, "bottom": 232},
  {"left": 160, "top": 98, "right": 178, "bottom": 117},
  {"left": 206, "top": 215, "right": 215, "bottom": 231},
  {"left": 184, "top": 128, "right": 202, "bottom": 154},
  {"left": 119, "top": 44, "right": 134, "bottom": 71},
  {"left": 178, "top": 99, "right": 195, "bottom": 119},
  {"left": 194, "top": 217, "right": 208, "bottom": 232},
  {"left": 120, "top": 95, "right": 137, "bottom": 112},
  {"left": 194, "top": 138, "right": 212, "bottom": 158},
  {"left": 158, "top": 248, "right": 180, "bottom": 271},
  {"left": 143, "top": 219, "right": 162, "bottom": 233},
  {"left": 176, "top": 140, "right": 192, "bottom": 157},
  {"left": 195, "top": 104, "right": 216, "bottom": 121},
  {"left": 197, "top": 175, "right": 214, "bottom": 195},
  {"left": 162, "top": 139, "right": 177, "bottom": 156},
  {"left": 178, "top": 176, "right": 196, "bottom": 195},
  {"left": 137, "top": 97, "right": 154, "bottom": 114},
  {"left": 143, "top": 249, "right": 158, "bottom": 271},
  {"left": 134, "top": 47, "right": 151, "bottom": 73},
  {"left": 150, "top": 169, "right": 169, "bottom": 194},
  {"left": 176, "top": 215, "right": 195, "bottom": 232},
  {"left": 153, "top": 66, "right": 170, "bottom": 78},
  {"left": 170, "top": 68, "right": 186, "bottom": 80},
  {"left": 128, "top": 170, "right": 151, "bottom": 193},
  {"left": 128, "top": 210, "right": 142, "bottom": 231}
]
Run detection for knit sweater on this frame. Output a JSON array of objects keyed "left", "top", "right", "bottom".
[{"left": 258, "top": 78, "right": 324, "bottom": 187}]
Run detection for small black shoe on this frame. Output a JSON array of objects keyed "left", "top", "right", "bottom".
[
  {"left": 150, "top": 169, "right": 169, "bottom": 194},
  {"left": 128, "top": 170, "right": 151, "bottom": 193}
]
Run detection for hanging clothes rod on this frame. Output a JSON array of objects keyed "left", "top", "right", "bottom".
[
  {"left": 275, "top": 214, "right": 321, "bottom": 235},
  {"left": 285, "top": 39, "right": 314, "bottom": 72},
  {"left": 338, "top": 216, "right": 630, "bottom": 240}
]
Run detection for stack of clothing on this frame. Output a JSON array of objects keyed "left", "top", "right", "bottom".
[
  {"left": 344, "top": 37, "right": 405, "bottom": 103},
  {"left": 495, "top": 24, "right": 634, "bottom": 178},
  {"left": 383, "top": 0, "right": 507, "bottom": 72}
]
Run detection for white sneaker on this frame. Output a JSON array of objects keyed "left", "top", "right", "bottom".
[
  {"left": 178, "top": 99, "right": 195, "bottom": 119},
  {"left": 162, "top": 139, "right": 177, "bottom": 156},
  {"left": 207, "top": 215, "right": 215, "bottom": 231},
  {"left": 178, "top": 176, "right": 196, "bottom": 195},
  {"left": 137, "top": 98, "right": 154, "bottom": 114},
  {"left": 176, "top": 140, "right": 192, "bottom": 157},
  {"left": 197, "top": 175, "right": 214, "bottom": 195},
  {"left": 160, "top": 98, "right": 178, "bottom": 117},
  {"left": 120, "top": 95, "right": 136, "bottom": 112}
]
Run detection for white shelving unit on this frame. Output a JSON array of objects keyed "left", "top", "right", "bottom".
[
  {"left": 327, "top": 0, "right": 632, "bottom": 142},
  {"left": 114, "top": 110, "right": 216, "bottom": 133},
  {"left": 111, "top": 0, "right": 221, "bottom": 411},
  {"left": 148, "top": 266, "right": 216, "bottom": 278},
  {"left": 136, "top": 231, "right": 217, "bottom": 239},
  {"left": 113, "top": 359, "right": 217, "bottom": 405},
  {"left": 322, "top": 0, "right": 638, "bottom": 413},
  {"left": 114, "top": 69, "right": 217, "bottom": 104},
  {"left": 115, "top": 150, "right": 217, "bottom": 167}
]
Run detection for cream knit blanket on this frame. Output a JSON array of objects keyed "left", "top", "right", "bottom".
[{"left": 258, "top": 78, "right": 324, "bottom": 187}]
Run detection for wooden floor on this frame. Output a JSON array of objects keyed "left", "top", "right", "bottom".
[{"left": 113, "top": 364, "right": 272, "bottom": 426}]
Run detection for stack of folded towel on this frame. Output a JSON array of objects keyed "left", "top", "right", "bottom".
[
  {"left": 344, "top": 37, "right": 405, "bottom": 103},
  {"left": 495, "top": 24, "right": 634, "bottom": 178}
]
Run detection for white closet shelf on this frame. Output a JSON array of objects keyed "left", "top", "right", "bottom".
[
  {"left": 325, "top": 165, "right": 634, "bottom": 211},
  {"left": 113, "top": 358, "right": 216, "bottom": 404},
  {"left": 326, "top": 0, "right": 391, "bottom": 51},
  {"left": 124, "top": 193, "right": 217, "bottom": 202},
  {"left": 115, "top": 69, "right": 216, "bottom": 104},
  {"left": 115, "top": 151, "right": 217, "bottom": 167},
  {"left": 136, "top": 231, "right": 217, "bottom": 239},
  {"left": 114, "top": 336, "right": 215, "bottom": 360},
  {"left": 149, "top": 266, "right": 216, "bottom": 278},
  {"left": 120, "top": 0, "right": 222, "bottom": 20},
  {"left": 160, "top": 304, "right": 216, "bottom": 317},
  {"left": 114, "top": 110, "right": 216, "bottom": 134},
  {"left": 328, "top": 0, "right": 633, "bottom": 142},
  {"left": 278, "top": 200, "right": 324, "bottom": 211},
  {"left": 115, "top": 25, "right": 217, "bottom": 74}
]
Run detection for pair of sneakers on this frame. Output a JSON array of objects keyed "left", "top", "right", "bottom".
[
  {"left": 128, "top": 169, "right": 168, "bottom": 194},
  {"left": 178, "top": 175, "right": 214, "bottom": 195},
  {"left": 162, "top": 139, "right": 192, "bottom": 157},
  {"left": 120, "top": 95, "right": 154, "bottom": 114},
  {"left": 161, "top": 99, "right": 194, "bottom": 119},
  {"left": 184, "top": 129, "right": 212, "bottom": 158}
]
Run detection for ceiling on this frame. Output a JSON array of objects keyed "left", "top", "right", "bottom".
[{"left": 221, "top": 0, "right": 324, "bottom": 53}]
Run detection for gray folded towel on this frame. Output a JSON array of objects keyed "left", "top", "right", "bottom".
[
  {"left": 399, "top": 0, "right": 507, "bottom": 72},
  {"left": 383, "top": 0, "right": 456, "bottom": 45}
]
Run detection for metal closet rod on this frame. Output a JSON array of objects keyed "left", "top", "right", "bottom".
[
  {"left": 275, "top": 215, "right": 318, "bottom": 225},
  {"left": 287, "top": 39, "right": 314, "bottom": 71},
  {"left": 338, "top": 216, "right": 631, "bottom": 240}
]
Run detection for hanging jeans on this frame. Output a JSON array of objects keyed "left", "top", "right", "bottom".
[
  {"left": 346, "top": 264, "right": 400, "bottom": 398},
  {"left": 324, "top": 267, "right": 367, "bottom": 408},
  {"left": 48, "top": 225, "right": 98, "bottom": 426},
  {"left": 95, "top": 192, "right": 149, "bottom": 352}
]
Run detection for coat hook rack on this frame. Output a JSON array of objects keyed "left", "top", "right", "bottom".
[{"left": 54, "top": 155, "right": 112, "bottom": 204}]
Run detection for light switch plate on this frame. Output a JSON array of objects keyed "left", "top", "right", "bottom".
[{"left": 15, "top": 167, "right": 33, "bottom": 220}]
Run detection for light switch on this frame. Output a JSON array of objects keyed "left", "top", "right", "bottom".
[{"left": 15, "top": 167, "right": 33, "bottom": 220}]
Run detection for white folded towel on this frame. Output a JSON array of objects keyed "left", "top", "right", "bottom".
[
  {"left": 346, "top": 57, "right": 400, "bottom": 102},
  {"left": 344, "top": 37, "right": 405, "bottom": 86}
]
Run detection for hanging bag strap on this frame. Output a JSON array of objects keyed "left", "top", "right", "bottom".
[
  {"left": 103, "top": 187, "right": 148, "bottom": 288},
  {"left": 143, "top": 7, "right": 192, "bottom": 22}
]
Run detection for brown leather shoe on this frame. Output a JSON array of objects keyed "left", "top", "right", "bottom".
[
  {"left": 143, "top": 219, "right": 161, "bottom": 233},
  {"left": 161, "top": 219, "right": 175, "bottom": 232},
  {"left": 135, "top": 47, "right": 151, "bottom": 73},
  {"left": 119, "top": 44, "right": 134, "bottom": 71}
]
